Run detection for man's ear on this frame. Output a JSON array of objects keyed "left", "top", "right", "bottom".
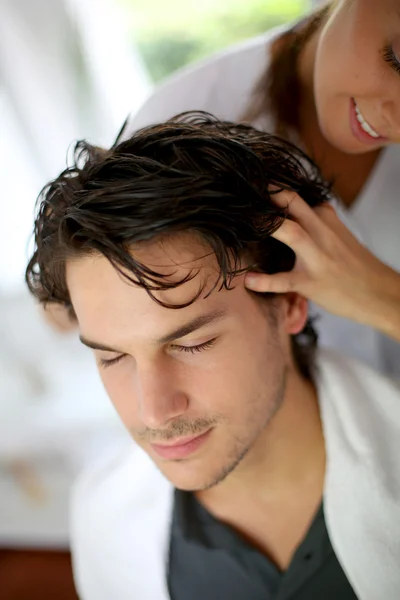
[{"left": 282, "top": 293, "right": 309, "bottom": 335}]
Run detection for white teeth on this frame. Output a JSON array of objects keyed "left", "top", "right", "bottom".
[{"left": 354, "top": 102, "right": 380, "bottom": 138}]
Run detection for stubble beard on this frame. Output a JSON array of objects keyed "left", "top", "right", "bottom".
[{"left": 196, "top": 362, "right": 289, "bottom": 492}]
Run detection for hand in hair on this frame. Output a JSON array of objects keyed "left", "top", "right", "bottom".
[{"left": 245, "top": 191, "right": 400, "bottom": 343}]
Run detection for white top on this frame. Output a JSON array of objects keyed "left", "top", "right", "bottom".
[
  {"left": 70, "top": 349, "right": 400, "bottom": 600},
  {"left": 121, "top": 24, "right": 400, "bottom": 377}
]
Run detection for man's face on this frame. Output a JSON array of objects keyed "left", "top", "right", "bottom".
[{"left": 67, "top": 234, "right": 307, "bottom": 491}]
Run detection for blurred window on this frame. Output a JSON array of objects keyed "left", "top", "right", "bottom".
[{"left": 116, "top": 0, "right": 309, "bottom": 82}]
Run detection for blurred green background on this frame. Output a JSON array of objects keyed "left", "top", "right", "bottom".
[{"left": 117, "top": 0, "right": 308, "bottom": 81}]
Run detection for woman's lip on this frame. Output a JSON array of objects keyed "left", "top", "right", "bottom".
[
  {"left": 150, "top": 429, "right": 212, "bottom": 460},
  {"left": 349, "top": 98, "right": 388, "bottom": 145}
]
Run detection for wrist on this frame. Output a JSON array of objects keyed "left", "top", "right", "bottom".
[{"left": 368, "top": 268, "right": 400, "bottom": 341}]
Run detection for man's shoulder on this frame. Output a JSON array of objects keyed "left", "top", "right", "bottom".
[
  {"left": 70, "top": 445, "right": 173, "bottom": 599},
  {"left": 120, "top": 24, "right": 289, "bottom": 140},
  {"left": 316, "top": 349, "right": 400, "bottom": 600},
  {"left": 71, "top": 443, "right": 171, "bottom": 531},
  {"left": 317, "top": 348, "right": 400, "bottom": 402},
  {"left": 317, "top": 348, "right": 400, "bottom": 472}
]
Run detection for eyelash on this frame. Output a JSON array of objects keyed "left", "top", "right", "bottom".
[
  {"left": 98, "top": 338, "right": 217, "bottom": 369},
  {"left": 382, "top": 45, "right": 400, "bottom": 75},
  {"left": 173, "top": 338, "right": 216, "bottom": 354},
  {"left": 98, "top": 355, "right": 124, "bottom": 369}
]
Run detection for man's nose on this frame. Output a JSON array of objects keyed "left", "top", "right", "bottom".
[{"left": 136, "top": 364, "right": 188, "bottom": 430}]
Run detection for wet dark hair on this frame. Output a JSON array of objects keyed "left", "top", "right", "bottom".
[
  {"left": 245, "top": 2, "right": 333, "bottom": 137},
  {"left": 26, "top": 111, "right": 331, "bottom": 377}
]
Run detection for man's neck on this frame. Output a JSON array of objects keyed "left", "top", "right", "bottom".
[{"left": 194, "top": 368, "right": 326, "bottom": 569}]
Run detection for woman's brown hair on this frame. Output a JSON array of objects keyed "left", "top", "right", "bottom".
[{"left": 244, "top": 2, "right": 333, "bottom": 137}]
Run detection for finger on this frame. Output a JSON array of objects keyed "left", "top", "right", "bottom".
[
  {"left": 270, "top": 219, "right": 319, "bottom": 264},
  {"left": 270, "top": 190, "right": 316, "bottom": 221},
  {"left": 268, "top": 189, "right": 298, "bottom": 209},
  {"left": 271, "top": 191, "right": 331, "bottom": 242},
  {"left": 314, "top": 202, "right": 344, "bottom": 228},
  {"left": 245, "top": 270, "right": 302, "bottom": 294}
]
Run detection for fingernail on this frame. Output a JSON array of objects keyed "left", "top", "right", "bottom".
[{"left": 245, "top": 274, "right": 258, "bottom": 288}]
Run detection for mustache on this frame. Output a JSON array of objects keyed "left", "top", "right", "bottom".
[{"left": 134, "top": 416, "right": 221, "bottom": 443}]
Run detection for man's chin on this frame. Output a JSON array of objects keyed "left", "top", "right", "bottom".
[
  {"left": 155, "top": 461, "right": 218, "bottom": 492},
  {"left": 148, "top": 441, "right": 250, "bottom": 491},
  {"left": 157, "top": 464, "right": 211, "bottom": 492}
]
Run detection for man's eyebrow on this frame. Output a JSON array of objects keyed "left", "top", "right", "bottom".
[
  {"left": 157, "top": 308, "right": 228, "bottom": 345},
  {"left": 79, "top": 336, "right": 122, "bottom": 353},
  {"left": 79, "top": 308, "right": 228, "bottom": 352}
]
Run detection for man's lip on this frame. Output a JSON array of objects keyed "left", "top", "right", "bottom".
[
  {"left": 150, "top": 429, "right": 212, "bottom": 459},
  {"left": 150, "top": 431, "right": 210, "bottom": 448}
]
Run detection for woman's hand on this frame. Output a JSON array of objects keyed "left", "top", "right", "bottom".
[{"left": 245, "top": 191, "right": 400, "bottom": 342}]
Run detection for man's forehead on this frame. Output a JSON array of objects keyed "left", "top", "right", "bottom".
[
  {"left": 131, "top": 232, "right": 221, "bottom": 279},
  {"left": 67, "top": 233, "right": 219, "bottom": 289},
  {"left": 67, "top": 246, "right": 220, "bottom": 313},
  {"left": 66, "top": 248, "right": 242, "bottom": 346}
]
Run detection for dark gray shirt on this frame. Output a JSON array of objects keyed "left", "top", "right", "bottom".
[{"left": 168, "top": 490, "right": 359, "bottom": 600}]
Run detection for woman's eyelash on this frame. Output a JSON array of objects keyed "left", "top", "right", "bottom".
[
  {"left": 173, "top": 339, "right": 216, "bottom": 354},
  {"left": 382, "top": 45, "right": 400, "bottom": 75}
]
